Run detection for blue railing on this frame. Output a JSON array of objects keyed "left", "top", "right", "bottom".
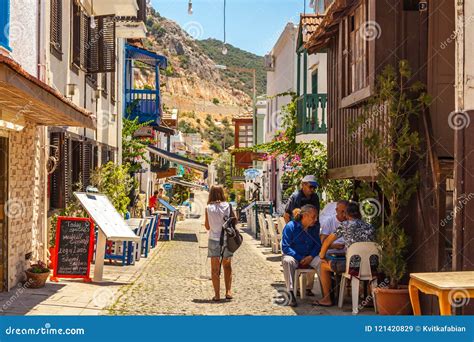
[{"left": 125, "top": 89, "right": 162, "bottom": 125}]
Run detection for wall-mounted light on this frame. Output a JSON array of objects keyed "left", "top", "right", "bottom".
[{"left": 66, "top": 83, "right": 77, "bottom": 96}]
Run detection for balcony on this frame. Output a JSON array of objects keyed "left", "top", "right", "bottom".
[
  {"left": 126, "top": 89, "right": 162, "bottom": 124},
  {"left": 124, "top": 44, "right": 167, "bottom": 125},
  {"left": 296, "top": 93, "right": 328, "bottom": 134},
  {"left": 116, "top": 0, "right": 147, "bottom": 38}
]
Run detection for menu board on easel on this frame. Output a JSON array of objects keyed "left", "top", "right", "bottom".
[{"left": 51, "top": 217, "right": 94, "bottom": 282}]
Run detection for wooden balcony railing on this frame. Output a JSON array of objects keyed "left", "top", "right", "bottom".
[
  {"left": 125, "top": 89, "right": 161, "bottom": 124},
  {"left": 296, "top": 93, "right": 328, "bottom": 134}
]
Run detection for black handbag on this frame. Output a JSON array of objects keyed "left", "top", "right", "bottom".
[{"left": 219, "top": 205, "right": 243, "bottom": 253}]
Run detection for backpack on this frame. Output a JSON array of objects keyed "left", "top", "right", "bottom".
[{"left": 219, "top": 205, "right": 243, "bottom": 253}]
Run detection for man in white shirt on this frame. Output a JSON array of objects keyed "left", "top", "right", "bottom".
[{"left": 319, "top": 200, "right": 349, "bottom": 254}]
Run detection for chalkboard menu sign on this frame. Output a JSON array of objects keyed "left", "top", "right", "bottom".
[{"left": 52, "top": 217, "right": 94, "bottom": 282}]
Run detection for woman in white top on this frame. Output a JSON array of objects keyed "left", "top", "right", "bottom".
[{"left": 204, "top": 185, "right": 236, "bottom": 301}]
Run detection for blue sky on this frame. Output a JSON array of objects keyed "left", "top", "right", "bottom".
[{"left": 150, "top": 0, "right": 310, "bottom": 56}]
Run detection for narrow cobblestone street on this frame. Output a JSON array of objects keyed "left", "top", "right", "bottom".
[{"left": 108, "top": 191, "right": 373, "bottom": 316}]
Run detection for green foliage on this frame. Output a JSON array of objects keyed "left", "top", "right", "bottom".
[
  {"left": 122, "top": 116, "right": 153, "bottom": 173},
  {"left": 164, "top": 64, "right": 175, "bottom": 77},
  {"left": 91, "top": 162, "right": 135, "bottom": 215},
  {"left": 49, "top": 198, "right": 87, "bottom": 248},
  {"left": 195, "top": 38, "right": 266, "bottom": 97},
  {"left": 354, "top": 60, "right": 429, "bottom": 288},
  {"left": 210, "top": 141, "right": 223, "bottom": 153},
  {"left": 171, "top": 171, "right": 193, "bottom": 205},
  {"left": 239, "top": 93, "right": 352, "bottom": 205},
  {"left": 195, "top": 155, "right": 213, "bottom": 165},
  {"left": 214, "top": 152, "right": 233, "bottom": 189},
  {"left": 178, "top": 120, "right": 198, "bottom": 133},
  {"left": 212, "top": 98, "right": 220, "bottom": 105}
]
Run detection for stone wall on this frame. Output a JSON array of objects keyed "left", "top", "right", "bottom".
[{"left": 7, "top": 123, "right": 45, "bottom": 290}]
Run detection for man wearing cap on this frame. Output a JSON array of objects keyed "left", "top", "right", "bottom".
[{"left": 283, "top": 175, "right": 320, "bottom": 223}]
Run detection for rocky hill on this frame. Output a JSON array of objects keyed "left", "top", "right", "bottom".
[{"left": 137, "top": 7, "right": 267, "bottom": 155}]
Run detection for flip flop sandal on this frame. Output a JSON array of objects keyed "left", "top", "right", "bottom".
[
  {"left": 212, "top": 297, "right": 221, "bottom": 302},
  {"left": 225, "top": 295, "right": 233, "bottom": 300}
]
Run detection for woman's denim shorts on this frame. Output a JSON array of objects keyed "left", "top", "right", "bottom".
[{"left": 208, "top": 239, "right": 233, "bottom": 258}]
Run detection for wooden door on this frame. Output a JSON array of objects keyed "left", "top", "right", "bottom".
[{"left": 428, "top": 0, "right": 455, "bottom": 157}]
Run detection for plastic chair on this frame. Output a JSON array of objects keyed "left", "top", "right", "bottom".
[
  {"left": 257, "top": 213, "right": 269, "bottom": 246},
  {"left": 265, "top": 214, "right": 281, "bottom": 253},
  {"left": 338, "top": 242, "right": 380, "bottom": 314},
  {"left": 141, "top": 215, "right": 156, "bottom": 258},
  {"left": 294, "top": 268, "right": 318, "bottom": 299}
]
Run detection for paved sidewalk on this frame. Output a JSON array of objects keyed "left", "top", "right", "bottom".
[
  {"left": 108, "top": 191, "right": 376, "bottom": 315},
  {"left": 0, "top": 190, "right": 376, "bottom": 316},
  {"left": 0, "top": 244, "right": 158, "bottom": 315}
]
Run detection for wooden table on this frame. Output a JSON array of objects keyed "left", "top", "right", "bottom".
[{"left": 409, "top": 271, "right": 474, "bottom": 315}]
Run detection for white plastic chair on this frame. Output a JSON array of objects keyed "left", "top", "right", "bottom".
[
  {"left": 265, "top": 214, "right": 281, "bottom": 253},
  {"left": 338, "top": 242, "right": 380, "bottom": 314},
  {"left": 257, "top": 213, "right": 269, "bottom": 246},
  {"left": 294, "top": 268, "right": 317, "bottom": 299}
]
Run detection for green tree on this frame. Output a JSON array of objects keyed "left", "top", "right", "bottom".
[
  {"left": 91, "top": 162, "right": 135, "bottom": 215},
  {"left": 122, "top": 116, "right": 153, "bottom": 173}
]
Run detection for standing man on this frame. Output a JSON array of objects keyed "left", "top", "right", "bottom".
[{"left": 284, "top": 175, "right": 320, "bottom": 223}]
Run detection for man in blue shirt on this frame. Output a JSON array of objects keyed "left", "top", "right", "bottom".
[
  {"left": 284, "top": 175, "right": 320, "bottom": 223},
  {"left": 281, "top": 204, "right": 321, "bottom": 307}
]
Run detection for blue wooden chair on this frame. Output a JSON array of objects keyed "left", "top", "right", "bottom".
[{"left": 141, "top": 215, "right": 156, "bottom": 258}]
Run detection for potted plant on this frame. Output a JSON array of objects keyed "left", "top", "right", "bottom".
[
  {"left": 25, "top": 261, "right": 50, "bottom": 288},
  {"left": 357, "top": 60, "right": 430, "bottom": 315}
]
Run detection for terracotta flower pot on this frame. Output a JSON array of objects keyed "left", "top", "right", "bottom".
[
  {"left": 25, "top": 269, "right": 50, "bottom": 289},
  {"left": 374, "top": 286, "right": 413, "bottom": 315}
]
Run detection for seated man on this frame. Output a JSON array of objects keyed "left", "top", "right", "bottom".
[
  {"left": 319, "top": 200, "right": 348, "bottom": 257},
  {"left": 313, "top": 202, "right": 375, "bottom": 307},
  {"left": 281, "top": 204, "right": 321, "bottom": 307}
]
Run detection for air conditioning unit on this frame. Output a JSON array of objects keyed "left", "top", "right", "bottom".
[{"left": 264, "top": 54, "right": 275, "bottom": 71}]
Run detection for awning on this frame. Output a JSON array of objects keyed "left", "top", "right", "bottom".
[
  {"left": 147, "top": 145, "right": 208, "bottom": 172},
  {"left": 0, "top": 55, "right": 94, "bottom": 129},
  {"left": 167, "top": 176, "right": 207, "bottom": 190},
  {"left": 126, "top": 44, "right": 168, "bottom": 68}
]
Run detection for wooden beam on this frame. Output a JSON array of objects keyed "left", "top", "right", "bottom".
[{"left": 328, "top": 163, "right": 377, "bottom": 180}]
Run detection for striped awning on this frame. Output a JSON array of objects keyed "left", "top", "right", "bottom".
[{"left": 147, "top": 145, "right": 208, "bottom": 172}]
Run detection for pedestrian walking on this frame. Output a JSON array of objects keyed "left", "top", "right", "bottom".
[{"left": 204, "top": 185, "right": 237, "bottom": 301}]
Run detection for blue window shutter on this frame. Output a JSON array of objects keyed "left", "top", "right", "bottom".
[{"left": 0, "top": 0, "right": 11, "bottom": 51}]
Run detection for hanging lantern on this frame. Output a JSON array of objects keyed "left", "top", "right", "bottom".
[{"left": 188, "top": 0, "right": 193, "bottom": 15}]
